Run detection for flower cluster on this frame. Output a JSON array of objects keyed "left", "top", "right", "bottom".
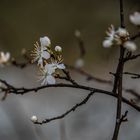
[
  {"left": 103, "top": 25, "right": 137, "bottom": 52},
  {"left": 31, "top": 36, "right": 65, "bottom": 85},
  {"left": 0, "top": 52, "right": 10, "bottom": 66}
]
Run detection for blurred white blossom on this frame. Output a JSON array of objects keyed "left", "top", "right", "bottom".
[
  {"left": 0, "top": 52, "right": 10, "bottom": 65},
  {"left": 103, "top": 25, "right": 135, "bottom": 51},
  {"left": 130, "top": 12, "right": 140, "bottom": 26},
  {"left": 75, "top": 30, "right": 81, "bottom": 38},
  {"left": 75, "top": 58, "right": 84, "bottom": 68}
]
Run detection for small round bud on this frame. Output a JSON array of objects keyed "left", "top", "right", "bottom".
[
  {"left": 31, "top": 115, "right": 38, "bottom": 123},
  {"left": 55, "top": 46, "right": 62, "bottom": 52}
]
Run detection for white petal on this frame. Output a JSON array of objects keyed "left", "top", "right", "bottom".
[
  {"left": 47, "top": 75, "right": 56, "bottom": 85},
  {"left": 57, "top": 63, "right": 65, "bottom": 69},
  {"left": 123, "top": 41, "right": 137, "bottom": 52},
  {"left": 41, "top": 77, "right": 48, "bottom": 85},
  {"left": 38, "top": 58, "right": 42, "bottom": 65},
  {"left": 45, "top": 64, "right": 56, "bottom": 74},
  {"left": 40, "top": 36, "right": 51, "bottom": 47},
  {"left": 103, "top": 39, "right": 112, "bottom": 48},
  {"left": 42, "top": 51, "right": 50, "bottom": 60}
]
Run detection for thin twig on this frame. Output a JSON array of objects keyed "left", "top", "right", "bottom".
[
  {"left": 67, "top": 65, "right": 112, "bottom": 84},
  {"left": 130, "top": 32, "right": 140, "bottom": 40},
  {"left": 124, "top": 53, "right": 140, "bottom": 62},
  {"left": 123, "top": 72, "right": 140, "bottom": 79},
  {"left": 34, "top": 91, "right": 95, "bottom": 124},
  {"left": 62, "top": 69, "right": 78, "bottom": 85}
]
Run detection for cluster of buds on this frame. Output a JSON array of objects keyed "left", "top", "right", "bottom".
[
  {"left": 31, "top": 36, "right": 65, "bottom": 85},
  {"left": 0, "top": 52, "right": 10, "bottom": 66},
  {"left": 103, "top": 25, "right": 137, "bottom": 52}
]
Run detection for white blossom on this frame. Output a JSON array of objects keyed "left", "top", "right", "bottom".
[
  {"left": 40, "top": 36, "right": 51, "bottom": 48},
  {"left": 31, "top": 115, "right": 38, "bottom": 123},
  {"left": 130, "top": 12, "right": 140, "bottom": 26},
  {"left": 0, "top": 52, "right": 10, "bottom": 64},
  {"left": 40, "top": 68, "right": 56, "bottom": 85},
  {"left": 123, "top": 41, "right": 137, "bottom": 52},
  {"left": 75, "top": 58, "right": 84, "bottom": 68},
  {"left": 55, "top": 46, "right": 62, "bottom": 52},
  {"left": 40, "top": 62, "right": 65, "bottom": 85}
]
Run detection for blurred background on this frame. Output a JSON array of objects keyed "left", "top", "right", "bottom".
[{"left": 0, "top": 0, "right": 140, "bottom": 139}]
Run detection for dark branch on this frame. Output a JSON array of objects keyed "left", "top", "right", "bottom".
[
  {"left": 67, "top": 65, "right": 112, "bottom": 84},
  {"left": 34, "top": 91, "right": 95, "bottom": 124},
  {"left": 0, "top": 79, "right": 140, "bottom": 111},
  {"left": 130, "top": 32, "right": 140, "bottom": 41},
  {"left": 124, "top": 72, "right": 140, "bottom": 79},
  {"left": 124, "top": 53, "right": 140, "bottom": 62},
  {"left": 112, "top": 0, "right": 126, "bottom": 139}
]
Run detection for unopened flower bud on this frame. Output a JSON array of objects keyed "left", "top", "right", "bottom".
[
  {"left": 40, "top": 36, "right": 51, "bottom": 47},
  {"left": 55, "top": 46, "right": 62, "bottom": 52},
  {"left": 31, "top": 115, "right": 38, "bottom": 123}
]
